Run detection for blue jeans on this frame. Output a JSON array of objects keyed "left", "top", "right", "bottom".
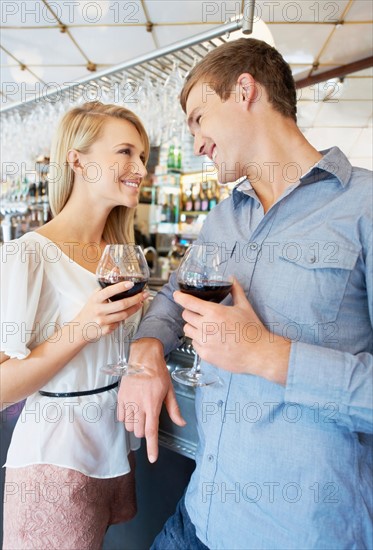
[{"left": 151, "top": 497, "right": 209, "bottom": 550}]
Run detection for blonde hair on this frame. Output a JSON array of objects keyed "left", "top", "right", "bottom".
[
  {"left": 180, "top": 38, "right": 297, "bottom": 122},
  {"left": 49, "top": 101, "right": 150, "bottom": 244}
]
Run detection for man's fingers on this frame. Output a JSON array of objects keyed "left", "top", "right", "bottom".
[
  {"left": 164, "top": 387, "right": 186, "bottom": 427},
  {"left": 174, "top": 290, "right": 212, "bottom": 315},
  {"left": 144, "top": 417, "right": 160, "bottom": 463},
  {"left": 231, "top": 279, "right": 250, "bottom": 306}
]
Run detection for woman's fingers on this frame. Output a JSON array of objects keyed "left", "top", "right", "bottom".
[
  {"left": 98, "top": 281, "right": 134, "bottom": 302},
  {"left": 106, "top": 303, "right": 144, "bottom": 324},
  {"left": 99, "top": 288, "right": 149, "bottom": 314}
]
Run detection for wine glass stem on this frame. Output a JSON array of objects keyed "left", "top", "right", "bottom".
[
  {"left": 190, "top": 352, "right": 201, "bottom": 376},
  {"left": 118, "top": 320, "right": 127, "bottom": 367}
]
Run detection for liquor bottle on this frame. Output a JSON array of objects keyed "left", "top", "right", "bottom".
[
  {"left": 161, "top": 194, "right": 169, "bottom": 222},
  {"left": 193, "top": 184, "right": 201, "bottom": 212},
  {"left": 167, "top": 194, "right": 174, "bottom": 223},
  {"left": 201, "top": 183, "right": 209, "bottom": 212},
  {"left": 184, "top": 186, "right": 193, "bottom": 212},
  {"left": 169, "top": 194, "right": 179, "bottom": 223},
  {"left": 208, "top": 181, "right": 219, "bottom": 210},
  {"left": 167, "top": 145, "right": 175, "bottom": 170},
  {"left": 176, "top": 148, "right": 182, "bottom": 170},
  {"left": 28, "top": 181, "right": 36, "bottom": 204}
]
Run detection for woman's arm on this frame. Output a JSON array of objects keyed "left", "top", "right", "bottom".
[{"left": 0, "top": 281, "right": 147, "bottom": 409}]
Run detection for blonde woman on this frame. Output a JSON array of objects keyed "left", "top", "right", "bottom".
[{"left": 1, "top": 101, "right": 150, "bottom": 549}]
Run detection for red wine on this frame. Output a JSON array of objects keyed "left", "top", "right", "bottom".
[
  {"left": 179, "top": 281, "right": 232, "bottom": 303},
  {"left": 98, "top": 277, "right": 147, "bottom": 301}
]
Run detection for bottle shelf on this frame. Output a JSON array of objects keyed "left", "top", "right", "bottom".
[{"left": 180, "top": 211, "right": 208, "bottom": 216}]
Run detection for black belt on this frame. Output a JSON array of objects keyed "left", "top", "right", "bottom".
[{"left": 39, "top": 381, "right": 118, "bottom": 398}]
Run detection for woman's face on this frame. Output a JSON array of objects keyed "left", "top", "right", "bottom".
[{"left": 78, "top": 117, "right": 147, "bottom": 209}]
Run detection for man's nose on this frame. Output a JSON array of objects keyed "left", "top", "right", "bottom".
[{"left": 193, "top": 134, "right": 205, "bottom": 156}]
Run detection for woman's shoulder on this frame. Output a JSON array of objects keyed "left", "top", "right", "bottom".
[{"left": 1, "top": 232, "right": 49, "bottom": 272}]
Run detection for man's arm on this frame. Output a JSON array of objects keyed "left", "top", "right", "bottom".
[
  {"left": 117, "top": 271, "right": 187, "bottom": 462},
  {"left": 175, "top": 278, "right": 373, "bottom": 434}
]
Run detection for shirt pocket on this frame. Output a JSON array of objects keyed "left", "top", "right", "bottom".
[{"left": 265, "top": 241, "right": 360, "bottom": 324}]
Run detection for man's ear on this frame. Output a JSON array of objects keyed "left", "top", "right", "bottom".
[
  {"left": 237, "top": 73, "right": 258, "bottom": 109},
  {"left": 67, "top": 149, "right": 83, "bottom": 174}
]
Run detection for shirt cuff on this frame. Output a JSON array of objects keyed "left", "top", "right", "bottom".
[
  {"left": 133, "top": 318, "right": 183, "bottom": 356},
  {"left": 285, "top": 340, "right": 344, "bottom": 409}
]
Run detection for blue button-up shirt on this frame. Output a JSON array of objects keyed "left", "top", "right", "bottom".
[{"left": 136, "top": 147, "right": 373, "bottom": 549}]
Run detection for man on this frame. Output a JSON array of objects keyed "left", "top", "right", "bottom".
[{"left": 118, "top": 38, "right": 373, "bottom": 549}]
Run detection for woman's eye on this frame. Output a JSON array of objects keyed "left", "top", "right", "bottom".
[
  {"left": 140, "top": 156, "right": 146, "bottom": 164},
  {"left": 196, "top": 115, "right": 202, "bottom": 124},
  {"left": 119, "top": 149, "right": 131, "bottom": 155}
]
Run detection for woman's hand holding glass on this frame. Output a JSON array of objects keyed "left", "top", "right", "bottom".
[
  {"left": 74, "top": 278, "right": 147, "bottom": 343},
  {"left": 96, "top": 244, "right": 150, "bottom": 375}
]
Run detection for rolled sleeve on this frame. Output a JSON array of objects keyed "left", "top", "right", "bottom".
[
  {"left": 286, "top": 340, "right": 373, "bottom": 433},
  {"left": 134, "top": 271, "right": 185, "bottom": 355}
]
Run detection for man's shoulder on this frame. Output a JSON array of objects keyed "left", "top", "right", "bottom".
[{"left": 350, "top": 164, "right": 373, "bottom": 183}]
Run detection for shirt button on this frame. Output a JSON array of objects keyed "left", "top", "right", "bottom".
[
  {"left": 249, "top": 242, "right": 258, "bottom": 251},
  {"left": 217, "top": 400, "right": 224, "bottom": 407},
  {"left": 308, "top": 256, "right": 316, "bottom": 263},
  {"left": 207, "top": 454, "right": 214, "bottom": 462}
]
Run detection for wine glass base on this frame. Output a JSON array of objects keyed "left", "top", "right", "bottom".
[
  {"left": 171, "top": 368, "right": 219, "bottom": 387},
  {"left": 100, "top": 362, "right": 144, "bottom": 376}
]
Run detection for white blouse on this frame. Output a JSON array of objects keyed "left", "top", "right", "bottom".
[{"left": 1, "top": 232, "right": 141, "bottom": 478}]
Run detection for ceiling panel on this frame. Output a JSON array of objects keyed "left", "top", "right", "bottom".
[
  {"left": 1, "top": 27, "right": 85, "bottom": 65},
  {"left": 145, "top": 0, "right": 228, "bottom": 24},
  {"left": 351, "top": 68, "right": 373, "bottom": 77},
  {"left": 57, "top": 0, "right": 146, "bottom": 26},
  {"left": 319, "top": 23, "right": 373, "bottom": 65},
  {"left": 68, "top": 25, "right": 155, "bottom": 65},
  {"left": 1, "top": 0, "right": 58, "bottom": 26},
  {"left": 0, "top": 65, "right": 32, "bottom": 103},
  {"left": 292, "top": 65, "right": 314, "bottom": 79},
  {"left": 313, "top": 101, "right": 372, "bottom": 127},
  {"left": 270, "top": 23, "right": 333, "bottom": 64},
  {"left": 341, "top": 77, "right": 373, "bottom": 100},
  {"left": 29, "top": 66, "right": 105, "bottom": 89},
  {"left": 296, "top": 100, "right": 321, "bottom": 128},
  {"left": 255, "top": 1, "right": 350, "bottom": 23},
  {"left": 349, "top": 128, "right": 373, "bottom": 157},
  {"left": 303, "top": 127, "right": 364, "bottom": 153},
  {"left": 348, "top": 158, "right": 373, "bottom": 170},
  {"left": 153, "top": 23, "right": 218, "bottom": 48},
  {"left": 345, "top": 0, "right": 373, "bottom": 21}
]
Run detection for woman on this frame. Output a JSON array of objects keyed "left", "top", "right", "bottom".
[{"left": 1, "top": 101, "right": 150, "bottom": 549}]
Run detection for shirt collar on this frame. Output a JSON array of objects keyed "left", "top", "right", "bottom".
[
  {"left": 300, "top": 146, "right": 352, "bottom": 187},
  {"left": 232, "top": 146, "right": 352, "bottom": 209}
]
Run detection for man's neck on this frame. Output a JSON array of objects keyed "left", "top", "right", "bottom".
[{"left": 246, "top": 122, "right": 322, "bottom": 212}]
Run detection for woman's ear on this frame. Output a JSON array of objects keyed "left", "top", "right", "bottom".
[
  {"left": 237, "top": 73, "right": 259, "bottom": 109},
  {"left": 67, "top": 149, "right": 83, "bottom": 174}
]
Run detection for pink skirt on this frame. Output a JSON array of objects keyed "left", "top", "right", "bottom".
[{"left": 3, "top": 455, "right": 136, "bottom": 550}]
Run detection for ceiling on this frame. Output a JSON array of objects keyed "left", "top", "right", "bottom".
[{"left": 1, "top": 0, "right": 372, "bottom": 168}]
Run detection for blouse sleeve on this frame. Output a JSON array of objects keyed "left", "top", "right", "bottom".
[{"left": 1, "top": 238, "right": 45, "bottom": 359}]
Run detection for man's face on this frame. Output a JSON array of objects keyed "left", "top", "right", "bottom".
[{"left": 185, "top": 79, "right": 247, "bottom": 184}]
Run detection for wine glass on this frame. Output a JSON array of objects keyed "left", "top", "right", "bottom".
[
  {"left": 96, "top": 244, "right": 150, "bottom": 376},
  {"left": 171, "top": 244, "right": 233, "bottom": 387}
]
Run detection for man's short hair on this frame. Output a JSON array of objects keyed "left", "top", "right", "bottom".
[{"left": 180, "top": 38, "right": 297, "bottom": 122}]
